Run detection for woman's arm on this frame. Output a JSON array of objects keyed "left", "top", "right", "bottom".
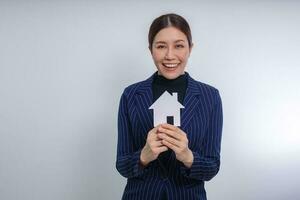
[
  {"left": 115, "top": 92, "right": 147, "bottom": 178},
  {"left": 180, "top": 90, "right": 223, "bottom": 181}
]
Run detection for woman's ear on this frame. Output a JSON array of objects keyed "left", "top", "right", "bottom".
[
  {"left": 188, "top": 43, "right": 193, "bottom": 57},
  {"left": 189, "top": 43, "right": 194, "bottom": 53}
]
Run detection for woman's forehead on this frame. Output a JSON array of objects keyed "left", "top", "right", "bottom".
[{"left": 154, "top": 27, "right": 188, "bottom": 43}]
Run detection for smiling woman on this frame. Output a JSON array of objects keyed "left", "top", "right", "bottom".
[{"left": 116, "top": 13, "right": 223, "bottom": 200}]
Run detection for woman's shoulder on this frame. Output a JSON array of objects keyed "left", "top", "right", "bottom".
[
  {"left": 188, "top": 73, "right": 220, "bottom": 95},
  {"left": 187, "top": 74, "right": 222, "bottom": 109},
  {"left": 121, "top": 75, "right": 152, "bottom": 97}
]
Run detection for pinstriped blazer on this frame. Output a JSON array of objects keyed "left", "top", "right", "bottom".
[{"left": 116, "top": 72, "right": 223, "bottom": 200}]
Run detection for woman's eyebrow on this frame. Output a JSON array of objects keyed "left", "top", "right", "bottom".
[
  {"left": 175, "top": 39, "right": 185, "bottom": 43},
  {"left": 154, "top": 41, "right": 167, "bottom": 44},
  {"left": 155, "top": 40, "right": 186, "bottom": 44}
]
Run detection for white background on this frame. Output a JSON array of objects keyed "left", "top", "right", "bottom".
[{"left": 1, "top": 1, "right": 299, "bottom": 199}]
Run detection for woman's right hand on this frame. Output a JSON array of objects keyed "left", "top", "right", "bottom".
[{"left": 140, "top": 125, "right": 168, "bottom": 167}]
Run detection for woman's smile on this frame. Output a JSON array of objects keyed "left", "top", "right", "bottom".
[
  {"left": 163, "top": 63, "right": 180, "bottom": 68},
  {"left": 161, "top": 63, "right": 180, "bottom": 74}
]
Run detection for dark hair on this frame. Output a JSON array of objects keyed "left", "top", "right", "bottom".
[{"left": 148, "top": 13, "right": 192, "bottom": 51}]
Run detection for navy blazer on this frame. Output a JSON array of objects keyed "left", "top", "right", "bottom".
[{"left": 116, "top": 72, "right": 223, "bottom": 200}]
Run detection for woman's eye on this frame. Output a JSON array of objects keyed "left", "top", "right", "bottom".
[
  {"left": 176, "top": 44, "right": 184, "bottom": 48},
  {"left": 157, "top": 45, "right": 166, "bottom": 49}
]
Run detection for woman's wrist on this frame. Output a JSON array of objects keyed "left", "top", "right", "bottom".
[
  {"left": 140, "top": 148, "right": 149, "bottom": 167},
  {"left": 182, "top": 149, "right": 194, "bottom": 168}
]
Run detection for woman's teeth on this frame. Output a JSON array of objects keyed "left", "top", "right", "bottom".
[{"left": 163, "top": 63, "right": 179, "bottom": 68}]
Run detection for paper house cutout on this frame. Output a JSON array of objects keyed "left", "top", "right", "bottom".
[{"left": 149, "top": 91, "right": 184, "bottom": 127}]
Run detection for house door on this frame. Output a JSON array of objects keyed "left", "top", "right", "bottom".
[{"left": 166, "top": 116, "right": 174, "bottom": 125}]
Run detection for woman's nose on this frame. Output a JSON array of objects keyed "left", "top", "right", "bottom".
[{"left": 164, "top": 48, "right": 175, "bottom": 60}]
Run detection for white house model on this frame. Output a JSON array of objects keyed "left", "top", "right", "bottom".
[{"left": 149, "top": 91, "right": 184, "bottom": 127}]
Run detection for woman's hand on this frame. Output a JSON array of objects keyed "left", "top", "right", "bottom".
[
  {"left": 140, "top": 126, "right": 168, "bottom": 167},
  {"left": 157, "top": 123, "right": 194, "bottom": 168}
]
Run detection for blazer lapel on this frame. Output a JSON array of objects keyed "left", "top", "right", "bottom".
[
  {"left": 134, "top": 74, "right": 154, "bottom": 139},
  {"left": 180, "top": 74, "right": 200, "bottom": 131}
]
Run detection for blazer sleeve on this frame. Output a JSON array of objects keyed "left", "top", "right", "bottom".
[
  {"left": 115, "top": 90, "right": 147, "bottom": 178},
  {"left": 180, "top": 89, "right": 223, "bottom": 181}
]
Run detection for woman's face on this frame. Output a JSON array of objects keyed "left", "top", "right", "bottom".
[{"left": 150, "top": 26, "right": 193, "bottom": 80}]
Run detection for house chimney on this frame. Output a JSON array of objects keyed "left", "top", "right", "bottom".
[{"left": 172, "top": 92, "right": 178, "bottom": 100}]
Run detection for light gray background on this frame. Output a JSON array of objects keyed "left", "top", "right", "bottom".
[{"left": 1, "top": 1, "right": 299, "bottom": 200}]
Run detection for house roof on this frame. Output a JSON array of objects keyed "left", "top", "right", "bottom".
[{"left": 149, "top": 91, "right": 184, "bottom": 111}]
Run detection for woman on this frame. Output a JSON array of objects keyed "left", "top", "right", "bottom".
[{"left": 116, "top": 13, "right": 223, "bottom": 200}]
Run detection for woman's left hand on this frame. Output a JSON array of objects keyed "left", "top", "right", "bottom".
[{"left": 157, "top": 123, "right": 194, "bottom": 168}]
